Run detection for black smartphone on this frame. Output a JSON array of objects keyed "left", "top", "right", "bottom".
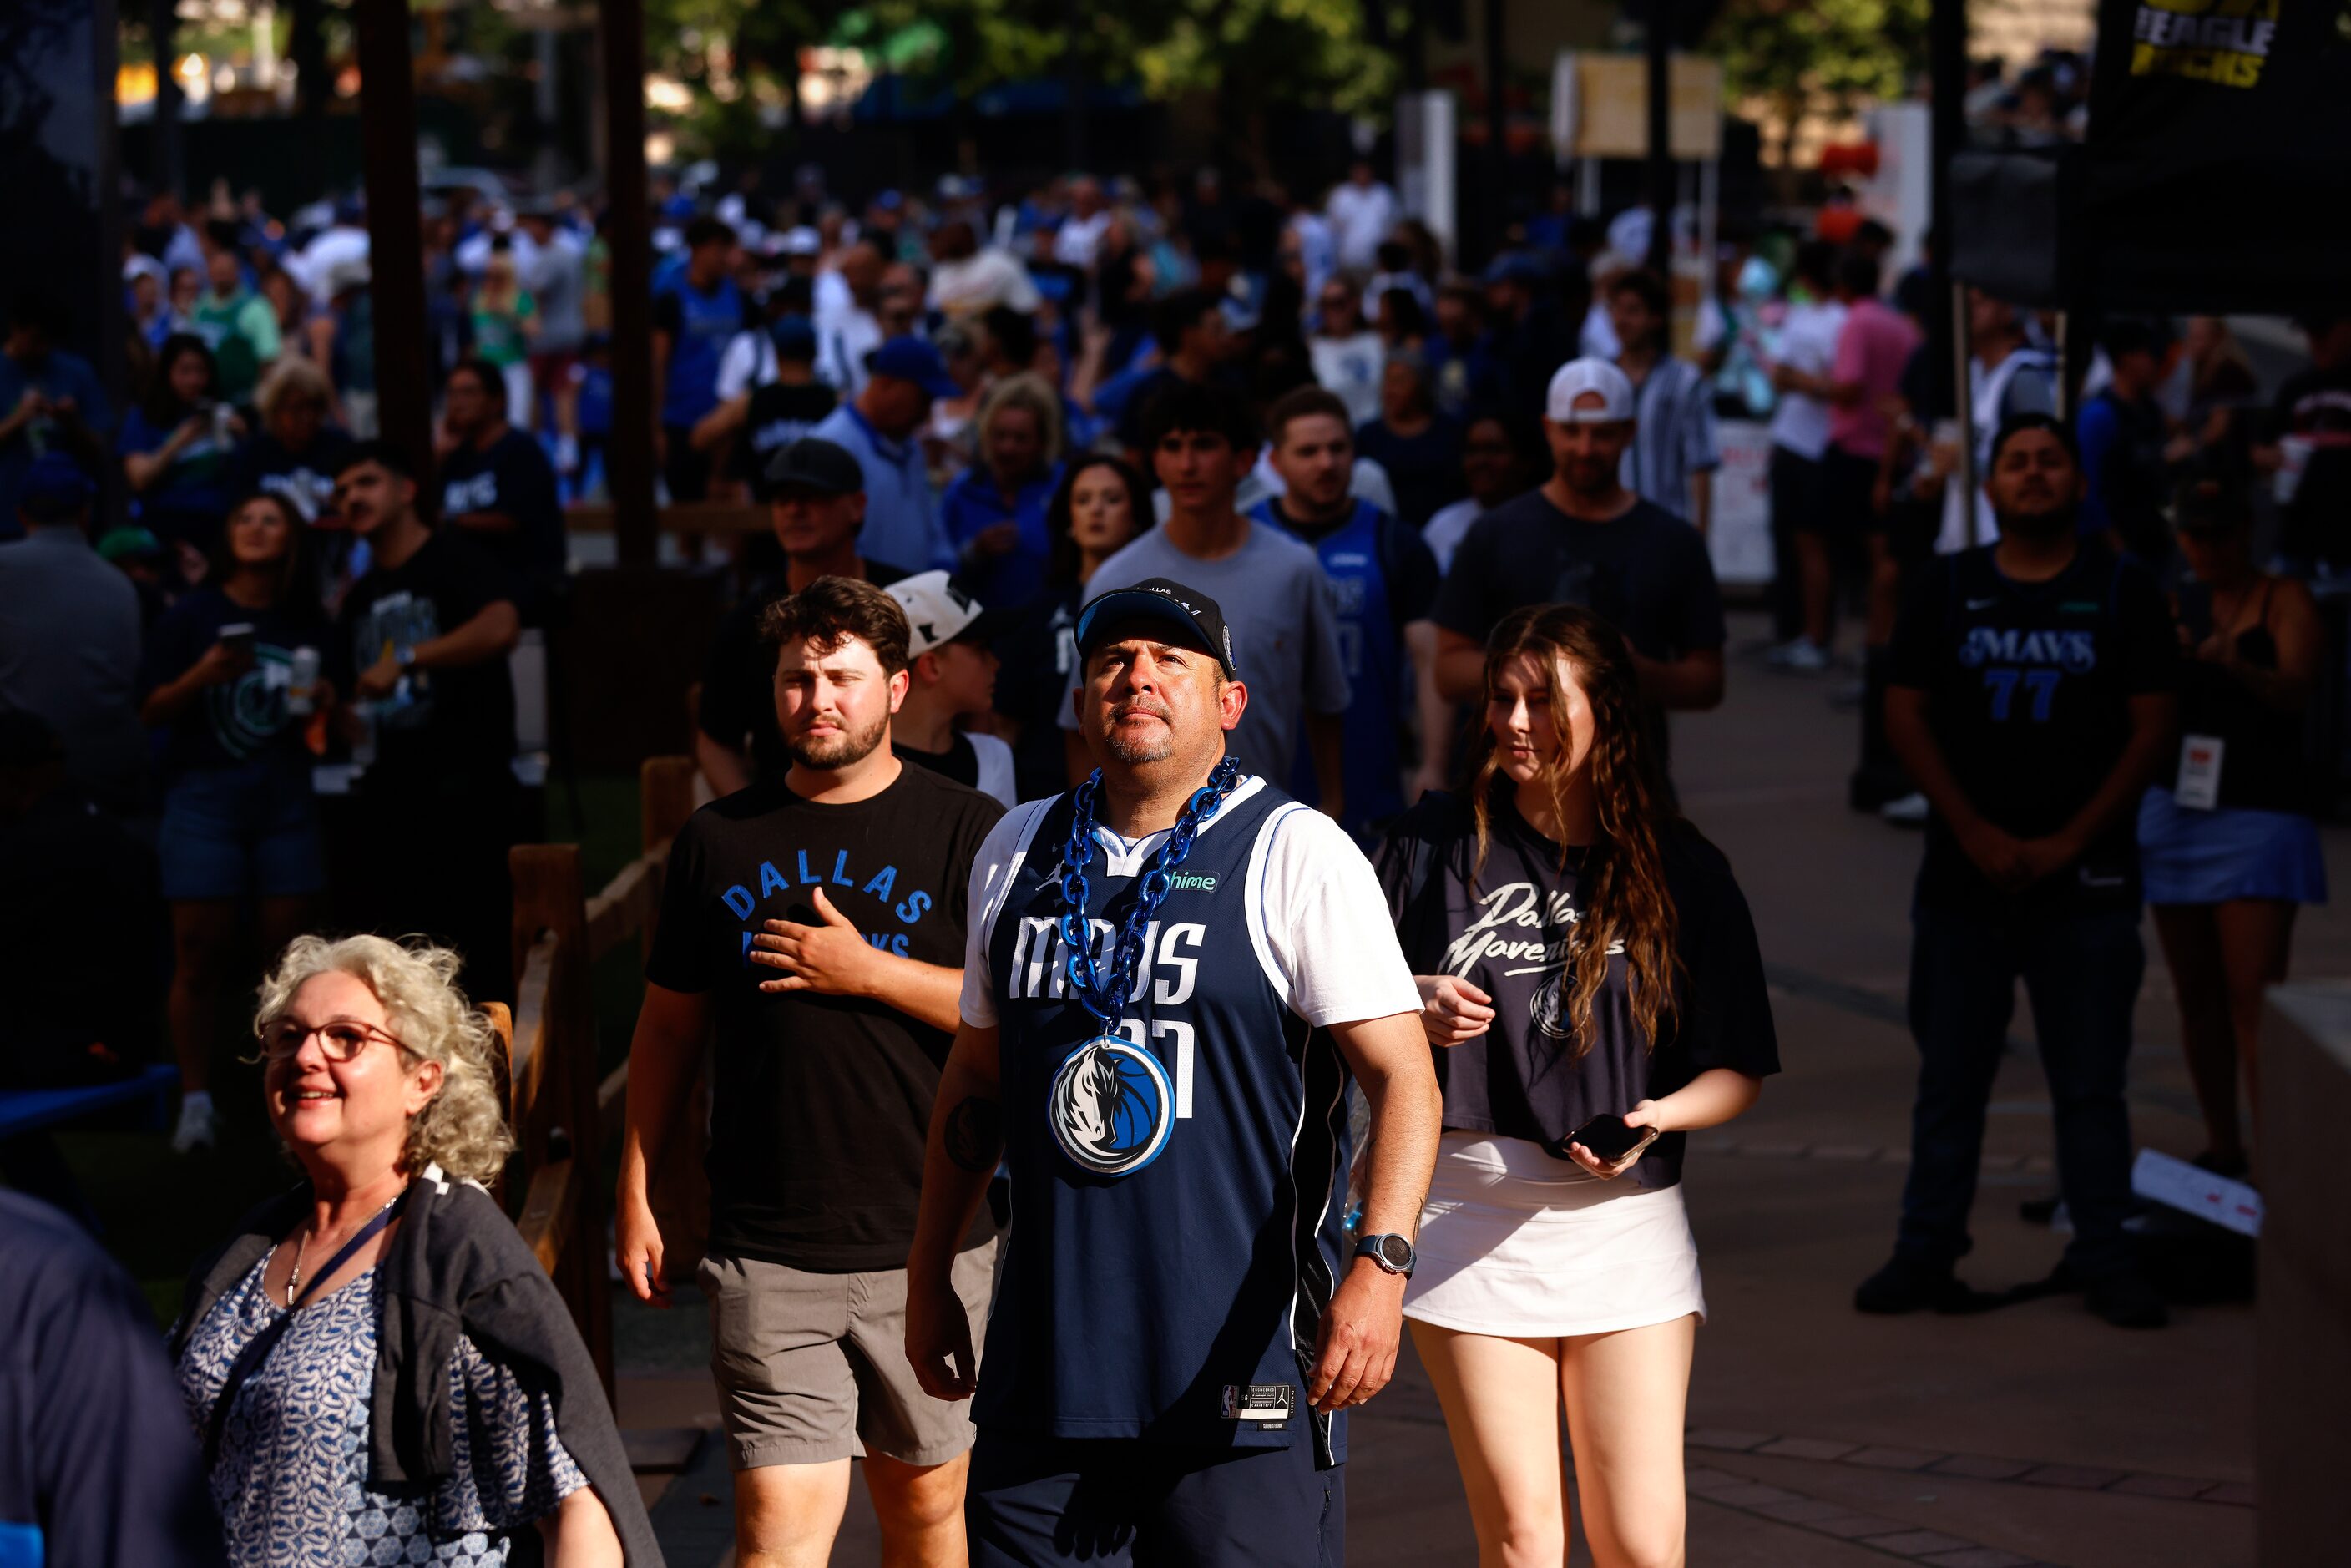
[
  {"left": 1544, "top": 1113, "right": 1650, "bottom": 1166},
  {"left": 218, "top": 622, "right": 257, "bottom": 656}
]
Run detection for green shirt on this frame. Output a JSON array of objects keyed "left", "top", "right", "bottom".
[{"left": 190, "top": 290, "right": 281, "bottom": 400}]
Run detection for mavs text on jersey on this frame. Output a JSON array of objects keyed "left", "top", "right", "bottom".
[{"left": 956, "top": 775, "right": 1423, "bottom": 1467}]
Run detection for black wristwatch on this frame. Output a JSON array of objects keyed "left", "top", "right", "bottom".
[{"left": 1355, "top": 1232, "right": 1417, "bottom": 1277}]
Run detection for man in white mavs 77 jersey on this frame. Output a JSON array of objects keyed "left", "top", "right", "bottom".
[{"left": 905, "top": 577, "right": 1441, "bottom": 1565}]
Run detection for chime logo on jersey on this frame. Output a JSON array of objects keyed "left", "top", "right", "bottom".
[{"left": 1049, "top": 1035, "right": 1173, "bottom": 1176}]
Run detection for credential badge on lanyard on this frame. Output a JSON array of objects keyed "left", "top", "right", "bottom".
[{"left": 2175, "top": 734, "right": 2225, "bottom": 812}]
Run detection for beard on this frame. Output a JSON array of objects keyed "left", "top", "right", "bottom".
[
  {"left": 785, "top": 707, "right": 890, "bottom": 770},
  {"left": 1560, "top": 456, "right": 1617, "bottom": 498},
  {"left": 1097, "top": 697, "right": 1179, "bottom": 766},
  {"left": 1995, "top": 498, "right": 2078, "bottom": 541}
]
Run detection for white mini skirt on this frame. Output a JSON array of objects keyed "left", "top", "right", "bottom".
[{"left": 1402, "top": 1131, "right": 1707, "bottom": 1338}]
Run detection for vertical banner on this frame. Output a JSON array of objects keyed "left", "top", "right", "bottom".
[
  {"left": 1707, "top": 419, "right": 1775, "bottom": 589},
  {"left": 2082, "top": 0, "right": 2351, "bottom": 308}
]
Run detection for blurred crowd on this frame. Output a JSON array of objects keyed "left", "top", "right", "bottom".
[{"left": 2, "top": 146, "right": 2344, "bottom": 1296}]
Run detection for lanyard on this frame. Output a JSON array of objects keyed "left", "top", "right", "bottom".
[{"left": 202, "top": 1186, "right": 410, "bottom": 1473}]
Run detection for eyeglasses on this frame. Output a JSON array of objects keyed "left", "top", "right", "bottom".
[{"left": 255, "top": 1017, "right": 407, "bottom": 1062}]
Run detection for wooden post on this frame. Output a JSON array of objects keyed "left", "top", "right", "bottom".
[
  {"left": 598, "top": 0, "right": 657, "bottom": 568},
  {"left": 639, "top": 755, "right": 699, "bottom": 868},
  {"left": 352, "top": 0, "right": 435, "bottom": 478},
  {"left": 636, "top": 752, "right": 710, "bottom": 1273},
  {"left": 508, "top": 844, "right": 613, "bottom": 1397}
]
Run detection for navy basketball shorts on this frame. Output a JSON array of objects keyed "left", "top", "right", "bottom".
[{"left": 968, "top": 1431, "right": 1344, "bottom": 1568}]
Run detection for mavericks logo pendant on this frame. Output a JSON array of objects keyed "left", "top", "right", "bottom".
[{"left": 1049, "top": 1034, "right": 1173, "bottom": 1176}]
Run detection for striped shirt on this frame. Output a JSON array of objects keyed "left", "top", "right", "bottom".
[{"left": 1620, "top": 355, "right": 1720, "bottom": 525}]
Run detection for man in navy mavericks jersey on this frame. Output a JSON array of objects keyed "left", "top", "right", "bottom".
[
  {"left": 905, "top": 576, "right": 1441, "bottom": 1565},
  {"left": 1858, "top": 414, "right": 2178, "bottom": 1329},
  {"left": 622, "top": 576, "right": 1004, "bottom": 1566}
]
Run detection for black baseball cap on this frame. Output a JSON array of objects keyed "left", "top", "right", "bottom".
[
  {"left": 762, "top": 437, "right": 865, "bottom": 497},
  {"left": 1074, "top": 578, "right": 1239, "bottom": 680}
]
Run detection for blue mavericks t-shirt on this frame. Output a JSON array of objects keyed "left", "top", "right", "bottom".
[
  {"left": 653, "top": 275, "right": 746, "bottom": 428},
  {"left": 970, "top": 779, "right": 1357, "bottom": 1464},
  {"left": 1251, "top": 497, "right": 1438, "bottom": 836}
]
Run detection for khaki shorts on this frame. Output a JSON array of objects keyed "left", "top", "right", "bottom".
[{"left": 699, "top": 1243, "right": 996, "bottom": 1470}]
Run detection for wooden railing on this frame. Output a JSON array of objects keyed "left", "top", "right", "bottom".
[
  {"left": 482, "top": 754, "right": 699, "bottom": 1398},
  {"left": 564, "top": 500, "right": 768, "bottom": 538}
]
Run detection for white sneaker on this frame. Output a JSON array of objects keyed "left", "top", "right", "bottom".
[
  {"left": 1781, "top": 639, "right": 1832, "bottom": 673},
  {"left": 1880, "top": 791, "right": 1930, "bottom": 826},
  {"left": 171, "top": 1091, "right": 217, "bottom": 1153}
]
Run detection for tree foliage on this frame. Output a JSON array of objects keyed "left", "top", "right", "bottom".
[
  {"left": 1706, "top": 0, "right": 1931, "bottom": 158},
  {"left": 641, "top": 0, "right": 1400, "bottom": 163}
]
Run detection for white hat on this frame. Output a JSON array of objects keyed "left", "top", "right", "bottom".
[
  {"left": 781, "top": 225, "right": 822, "bottom": 256},
  {"left": 886, "top": 570, "right": 1017, "bottom": 657},
  {"left": 1545, "top": 357, "right": 1636, "bottom": 424}
]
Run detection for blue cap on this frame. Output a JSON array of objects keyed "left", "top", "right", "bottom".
[
  {"left": 770, "top": 315, "right": 819, "bottom": 362},
  {"left": 873, "top": 189, "right": 905, "bottom": 212},
  {"left": 19, "top": 451, "right": 95, "bottom": 521},
  {"left": 1482, "top": 250, "right": 1550, "bottom": 286},
  {"left": 868, "top": 336, "right": 960, "bottom": 399}
]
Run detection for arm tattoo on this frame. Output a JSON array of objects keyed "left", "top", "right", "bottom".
[{"left": 944, "top": 1095, "right": 1004, "bottom": 1174}]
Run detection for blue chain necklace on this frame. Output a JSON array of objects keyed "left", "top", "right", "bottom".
[{"left": 1046, "top": 756, "right": 1241, "bottom": 1176}]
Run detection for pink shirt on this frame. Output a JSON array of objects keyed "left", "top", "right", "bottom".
[{"left": 1826, "top": 298, "right": 1921, "bottom": 460}]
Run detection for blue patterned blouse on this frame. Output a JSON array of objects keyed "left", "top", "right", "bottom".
[{"left": 177, "top": 1256, "right": 589, "bottom": 1566}]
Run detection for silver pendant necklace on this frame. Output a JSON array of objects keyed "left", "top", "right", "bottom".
[{"left": 284, "top": 1191, "right": 401, "bottom": 1307}]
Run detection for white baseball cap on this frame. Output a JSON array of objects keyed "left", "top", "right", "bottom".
[
  {"left": 1545, "top": 357, "right": 1636, "bottom": 424},
  {"left": 886, "top": 570, "right": 1017, "bottom": 658}
]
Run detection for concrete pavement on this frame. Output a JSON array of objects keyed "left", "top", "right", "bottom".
[{"left": 623, "top": 610, "right": 2291, "bottom": 1565}]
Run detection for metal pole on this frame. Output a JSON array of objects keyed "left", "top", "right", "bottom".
[
  {"left": 150, "top": 0, "right": 183, "bottom": 200},
  {"left": 1061, "top": 0, "right": 1085, "bottom": 173},
  {"left": 1645, "top": 1, "right": 1671, "bottom": 272},
  {"left": 1952, "top": 283, "right": 1979, "bottom": 547},
  {"left": 1927, "top": 0, "right": 1965, "bottom": 422},
  {"left": 600, "top": 0, "right": 657, "bottom": 567},
  {"left": 352, "top": 0, "right": 434, "bottom": 480},
  {"left": 1484, "top": 0, "right": 1509, "bottom": 257},
  {"left": 1928, "top": 0, "right": 1970, "bottom": 542}
]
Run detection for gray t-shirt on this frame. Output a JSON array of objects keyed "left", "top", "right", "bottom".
[
  {"left": 1060, "top": 521, "right": 1352, "bottom": 787},
  {"left": 524, "top": 235, "right": 587, "bottom": 352}
]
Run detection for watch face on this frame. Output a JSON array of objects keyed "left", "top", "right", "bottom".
[{"left": 1377, "top": 1234, "right": 1413, "bottom": 1271}]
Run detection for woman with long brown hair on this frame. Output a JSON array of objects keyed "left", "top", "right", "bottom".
[{"left": 1379, "top": 602, "right": 1777, "bottom": 1568}]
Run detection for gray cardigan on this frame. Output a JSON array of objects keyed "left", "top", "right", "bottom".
[{"left": 171, "top": 1164, "right": 663, "bottom": 1567}]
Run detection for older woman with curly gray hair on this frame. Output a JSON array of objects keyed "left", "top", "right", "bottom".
[{"left": 170, "top": 936, "right": 661, "bottom": 1566}]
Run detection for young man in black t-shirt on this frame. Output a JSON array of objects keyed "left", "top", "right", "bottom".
[
  {"left": 330, "top": 441, "right": 523, "bottom": 999},
  {"left": 436, "top": 358, "right": 566, "bottom": 625},
  {"left": 693, "top": 315, "right": 839, "bottom": 502},
  {"left": 1433, "top": 357, "right": 1725, "bottom": 787},
  {"left": 1432, "top": 358, "right": 1725, "bottom": 712},
  {"left": 624, "top": 575, "right": 1002, "bottom": 1568},
  {"left": 1858, "top": 414, "right": 2178, "bottom": 1329},
  {"left": 696, "top": 438, "right": 908, "bottom": 795}
]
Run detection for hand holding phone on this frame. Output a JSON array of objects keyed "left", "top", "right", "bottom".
[{"left": 1543, "top": 1111, "right": 1661, "bottom": 1176}]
